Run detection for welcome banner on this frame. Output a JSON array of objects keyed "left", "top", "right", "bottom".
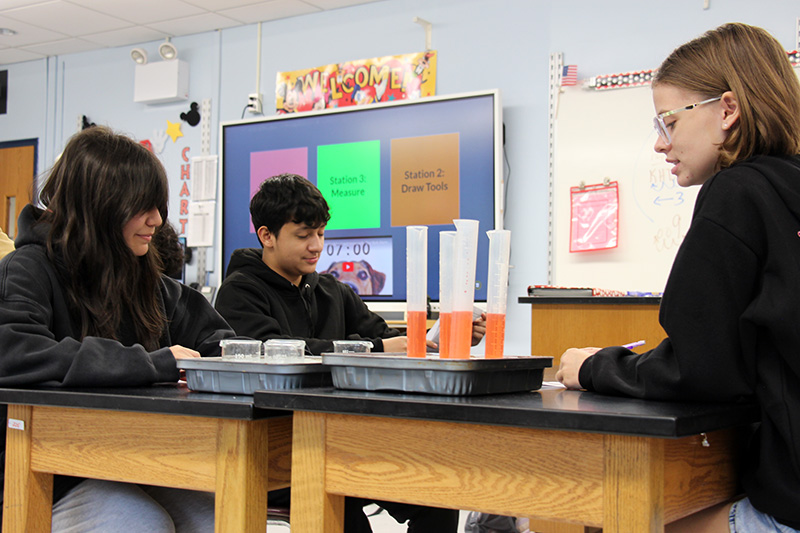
[{"left": 275, "top": 51, "right": 437, "bottom": 114}]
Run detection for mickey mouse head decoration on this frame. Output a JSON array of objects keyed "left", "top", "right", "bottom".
[{"left": 180, "top": 102, "right": 200, "bottom": 127}]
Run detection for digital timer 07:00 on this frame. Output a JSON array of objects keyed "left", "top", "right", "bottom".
[{"left": 326, "top": 242, "right": 370, "bottom": 257}]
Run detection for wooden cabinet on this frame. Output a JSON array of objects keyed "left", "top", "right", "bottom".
[{"left": 519, "top": 297, "right": 665, "bottom": 370}]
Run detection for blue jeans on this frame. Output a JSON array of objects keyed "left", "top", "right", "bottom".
[
  {"left": 52, "top": 479, "right": 214, "bottom": 533},
  {"left": 730, "top": 497, "right": 800, "bottom": 533}
]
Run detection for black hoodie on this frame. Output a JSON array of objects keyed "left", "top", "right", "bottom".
[
  {"left": 578, "top": 155, "right": 800, "bottom": 528},
  {"left": 215, "top": 248, "right": 400, "bottom": 354},
  {"left": 0, "top": 204, "right": 236, "bottom": 508}
]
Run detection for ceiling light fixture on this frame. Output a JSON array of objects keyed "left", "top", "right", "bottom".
[
  {"left": 158, "top": 38, "right": 178, "bottom": 61},
  {"left": 0, "top": 28, "right": 18, "bottom": 36},
  {"left": 130, "top": 48, "right": 148, "bottom": 65}
]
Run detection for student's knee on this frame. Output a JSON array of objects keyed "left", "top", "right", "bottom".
[
  {"left": 53, "top": 479, "right": 175, "bottom": 533},
  {"left": 665, "top": 499, "right": 734, "bottom": 533}
]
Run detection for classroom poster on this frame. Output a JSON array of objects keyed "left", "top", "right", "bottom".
[{"left": 275, "top": 51, "right": 437, "bottom": 113}]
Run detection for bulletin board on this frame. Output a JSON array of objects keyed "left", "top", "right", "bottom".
[{"left": 551, "top": 83, "right": 699, "bottom": 293}]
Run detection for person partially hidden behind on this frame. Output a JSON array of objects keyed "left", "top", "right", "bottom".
[
  {"left": 215, "top": 173, "right": 487, "bottom": 532},
  {"left": 556, "top": 23, "right": 800, "bottom": 533},
  {"left": 0, "top": 227, "right": 14, "bottom": 260},
  {"left": 152, "top": 220, "right": 185, "bottom": 280}
]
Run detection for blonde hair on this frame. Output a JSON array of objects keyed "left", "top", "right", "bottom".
[{"left": 654, "top": 23, "right": 800, "bottom": 168}]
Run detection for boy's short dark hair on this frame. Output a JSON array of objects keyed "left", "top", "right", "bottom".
[{"left": 250, "top": 174, "right": 331, "bottom": 246}]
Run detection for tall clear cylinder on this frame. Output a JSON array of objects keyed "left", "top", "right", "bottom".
[
  {"left": 450, "top": 219, "right": 479, "bottom": 359},
  {"left": 485, "top": 229, "right": 511, "bottom": 358},
  {"left": 406, "top": 226, "right": 428, "bottom": 358},
  {"left": 438, "top": 231, "right": 456, "bottom": 358}
]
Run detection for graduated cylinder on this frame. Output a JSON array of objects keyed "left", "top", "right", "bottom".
[
  {"left": 450, "top": 219, "right": 479, "bottom": 359},
  {"left": 406, "top": 226, "right": 428, "bottom": 358},
  {"left": 485, "top": 229, "right": 511, "bottom": 358}
]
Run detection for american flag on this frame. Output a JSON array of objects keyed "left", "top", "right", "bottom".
[{"left": 561, "top": 65, "right": 578, "bottom": 86}]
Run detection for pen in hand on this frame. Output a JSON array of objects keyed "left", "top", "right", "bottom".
[{"left": 622, "top": 340, "right": 646, "bottom": 349}]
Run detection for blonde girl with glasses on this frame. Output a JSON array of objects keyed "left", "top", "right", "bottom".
[{"left": 557, "top": 23, "right": 800, "bottom": 532}]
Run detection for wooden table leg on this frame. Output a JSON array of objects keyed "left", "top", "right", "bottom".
[
  {"left": 290, "top": 411, "right": 344, "bottom": 533},
  {"left": 215, "top": 418, "right": 270, "bottom": 533},
  {"left": 603, "top": 434, "right": 665, "bottom": 533},
  {"left": 3, "top": 404, "right": 53, "bottom": 533}
]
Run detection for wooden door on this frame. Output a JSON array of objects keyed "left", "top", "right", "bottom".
[{"left": 0, "top": 142, "right": 36, "bottom": 238}]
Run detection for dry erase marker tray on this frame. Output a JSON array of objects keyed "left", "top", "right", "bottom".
[
  {"left": 322, "top": 353, "right": 553, "bottom": 396},
  {"left": 177, "top": 357, "right": 331, "bottom": 395}
]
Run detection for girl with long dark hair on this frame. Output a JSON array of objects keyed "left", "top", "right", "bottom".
[{"left": 0, "top": 126, "right": 234, "bottom": 531}]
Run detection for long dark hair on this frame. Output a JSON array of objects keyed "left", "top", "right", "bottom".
[{"left": 39, "top": 126, "right": 169, "bottom": 350}]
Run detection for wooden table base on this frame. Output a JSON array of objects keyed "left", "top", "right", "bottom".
[
  {"left": 3, "top": 404, "right": 292, "bottom": 533},
  {"left": 289, "top": 411, "right": 742, "bottom": 533}
]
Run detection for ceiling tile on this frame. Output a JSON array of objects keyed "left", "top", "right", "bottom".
[
  {"left": 81, "top": 26, "right": 169, "bottom": 48},
  {"left": 181, "top": 0, "right": 267, "bottom": 10},
  {"left": 22, "top": 37, "right": 100, "bottom": 56},
  {"left": 67, "top": 0, "right": 206, "bottom": 25},
  {"left": 219, "top": 0, "right": 320, "bottom": 24},
  {"left": 3, "top": 1, "right": 131, "bottom": 37},
  {"left": 0, "top": 0, "right": 52, "bottom": 10},
  {"left": 0, "top": 0, "right": 384, "bottom": 66},
  {"left": 303, "top": 0, "right": 380, "bottom": 9},
  {"left": 0, "top": 15, "right": 68, "bottom": 46},
  {"left": 146, "top": 12, "right": 242, "bottom": 37}
]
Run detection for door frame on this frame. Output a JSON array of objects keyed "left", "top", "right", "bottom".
[{"left": 0, "top": 138, "right": 38, "bottom": 237}]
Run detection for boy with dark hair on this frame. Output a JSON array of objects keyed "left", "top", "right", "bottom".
[{"left": 216, "top": 173, "right": 485, "bottom": 532}]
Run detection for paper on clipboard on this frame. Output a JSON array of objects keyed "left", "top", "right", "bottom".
[{"left": 569, "top": 181, "right": 619, "bottom": 252}]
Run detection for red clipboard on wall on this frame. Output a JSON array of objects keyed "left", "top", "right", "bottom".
[{"left": 569, "top": 180, "right": 619, "bottom": 252}]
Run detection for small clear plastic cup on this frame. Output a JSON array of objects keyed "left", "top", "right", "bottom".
[
  {"left": 219, "top": 339, "right": 262, "bottom": 361},
  {"left": 332, "top": 340, "right": 373, "bottom": 353},
  {"left": 263, "top": 339, "right": 306, "bottom": 363}
]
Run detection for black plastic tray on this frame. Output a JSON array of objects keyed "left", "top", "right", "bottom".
[
  {"left": 322, "top": 353, "right": 552, "bottom": 396},
  {"left": 177, "top": 357, "right": 331, "bottom": 395}
]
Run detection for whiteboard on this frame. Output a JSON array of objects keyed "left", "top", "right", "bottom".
[{"left": 552, "top": 84, "right": 699, "bottom": 293}]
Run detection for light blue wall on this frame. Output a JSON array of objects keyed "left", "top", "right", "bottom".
[
  {"left": 1, "top": 58, "right": 47, "bottom": 154},
  {"left": 0, "top": 0, "right": 796, "bottom": 355}
]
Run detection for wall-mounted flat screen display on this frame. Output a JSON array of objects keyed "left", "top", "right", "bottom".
[{"left": 220, "top": 89, "right": 503, "bottom": 305}]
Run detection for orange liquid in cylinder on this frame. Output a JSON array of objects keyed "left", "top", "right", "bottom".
[
  {"left": 438, "top": 312, "right": 452, "bottom": 359},
  {"left": 406, "top": 310, "right": 427, "bottom": 358},
  {"left": 450, "top": 310, "right": 473, "bottom": 359},
  {"left": 485, "top": 313, "right": 506, "bottom": 358}
]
